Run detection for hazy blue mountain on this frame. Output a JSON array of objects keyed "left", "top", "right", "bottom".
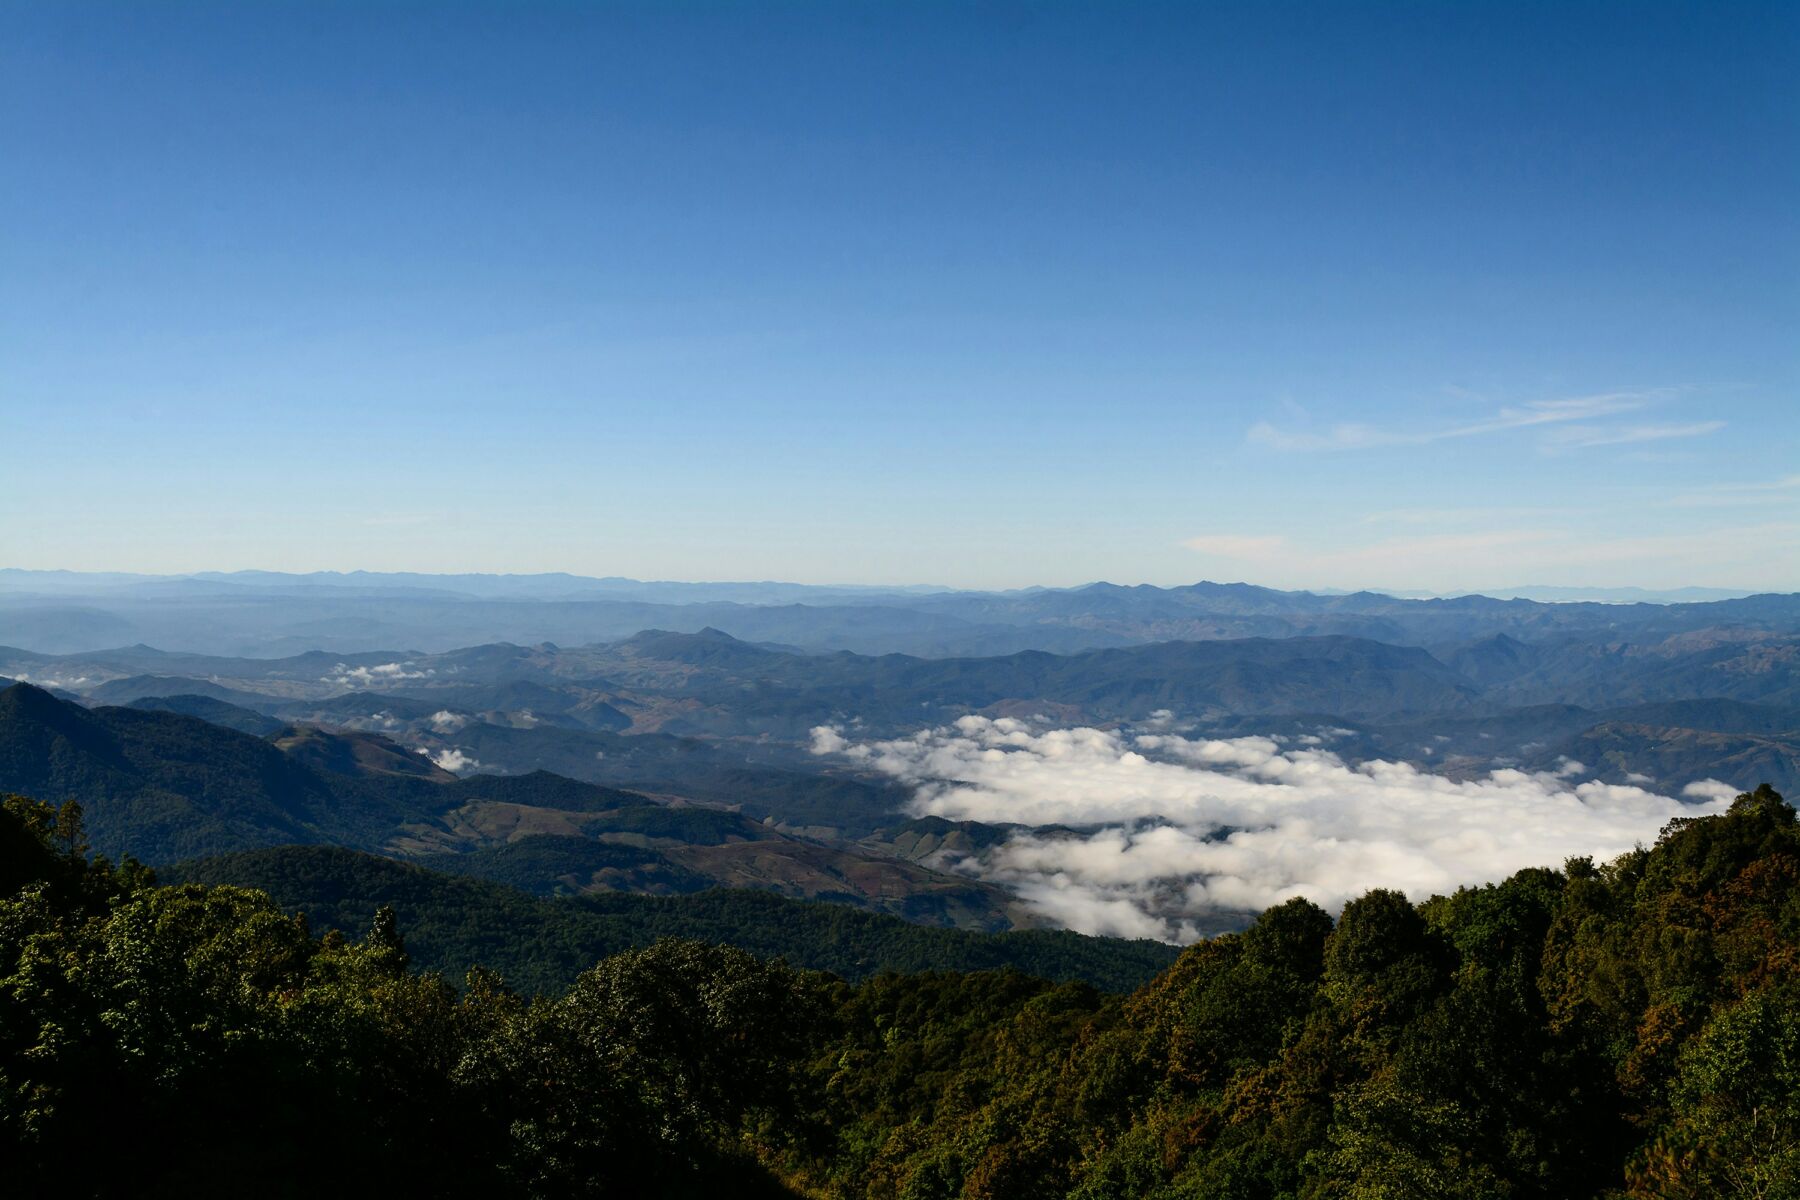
[
  {"left": 0, "top": 605, "right": 139, "bottom": 653},
  {"left": 576, "top": 629, "right": 1487, "bottom": 732},
  {"left": 1442, "top": 633, "right": 1549, "bottom": 687},
  {"left": 2, "top": 590, "right": 1123, "bottom": 657},
  {"left": 6, "top": 569, "right": 1796, "bottom": 658},
  {"left": 1362, "top": 703, "right": 1601, "bottom": 763},
  {"left": 18, "top": 619, "right": 1800, "bottom": 776},
  {"left": 1526, "top": 721, "right": 1800, "bottom": 796},
  {"left": 0, "top": 682, "right": 372, "bottom": 862},
  {"left": 1480, "top": 634, "right": 1800, "bottom": 709},
  {"left": 126, "top": 694, "right": 286, "bottom": 736},
  {"left": 85, "top": 674, "right": 283, "bottom": 708},
  {"left": 1601, "top": 698, "right": 1800, "bottom": 735},
  {"left": 1484, "top": 585, "right": 1757, "bottom": 603},
  {"left": 0, "top": 683, "right": 1007, "bottom": 924},
  {"left": 268, "top": 725, "right": 458, "bottom": 782}
]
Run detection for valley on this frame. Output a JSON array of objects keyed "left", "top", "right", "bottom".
[{"left": 4, "top": 580, "right": 1796, "bottom": 952}]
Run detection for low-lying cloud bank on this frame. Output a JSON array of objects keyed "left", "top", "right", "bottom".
[
  {"left": 428, "top": 746, "right": 480, "bottom": 772},
  {"left": 811, "top": 716, "right": 1731, "bottom": 942},
  {"left": 324, "top": 661, "right": 434, "bottom": 688}
]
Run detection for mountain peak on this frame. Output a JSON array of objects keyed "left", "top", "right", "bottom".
[{"left": 0, "top": 680, "right": 81, "bottom": 721}]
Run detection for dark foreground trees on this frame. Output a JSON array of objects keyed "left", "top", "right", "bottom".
[{"left": 3, "top": 786, "right": 1797, "bottom": 1198}]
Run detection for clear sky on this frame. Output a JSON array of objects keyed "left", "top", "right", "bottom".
[{"left": 4, "top": 1, "right": 1796, "bottom": 592}]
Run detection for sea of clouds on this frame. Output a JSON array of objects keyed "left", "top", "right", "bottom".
[{"left": 811, "top": 715, "right": 1734, "bottom": 942}]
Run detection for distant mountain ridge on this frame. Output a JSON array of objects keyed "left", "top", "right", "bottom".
[
  {"left": 0, "top": 682, "right": 1023, "bottom": 928},
  {"left": 0, "top": 568, "right": 1764, "bottom": 605},
  {"left": 8, "top": 617, "right": 1800, "bottom": 796},
  {"left": 3, "top": 567, "right": 1795, "bottom": 658}
]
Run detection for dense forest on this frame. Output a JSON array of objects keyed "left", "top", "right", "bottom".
[
  {"left": 3, "top": 786, "right": 1796, "bottom": 1198},
  {"left": 165, "top": 844, "right": 1180, "bottom": 994}
]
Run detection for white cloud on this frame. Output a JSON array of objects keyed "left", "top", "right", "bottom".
[
  {"left": 1358, "top": 505, "right": 1561, "bottom": 527},
  {"left": 429, "top": 747, "right": 480, "bottom": 772},
  {"left": 1682, "top": 779, "right": 1739, "bottom": 802},
  {"left": 429, "top": 710, "right": 467, "bottom": 733},
  {"left": 1248, "top": 393, "right": 1650, "bottom": 452},
  {"left": 814, "top": 717, "right": 1732, "bottom": 942},
  {"left": 1139, "top": 709, "right": 1182, "bottom": 733},
  {"left": 1665, "top": 474, "right": 1800, "bottom": 509},
  {"left": 809, "top": 726, "right": 849, "bottom": 754},
  {"left": 10, "top": 673, "right": 92, "bottom": 689},
  {"left": 1539, "top": 421, "right": 1724, "bottom": 452},
  {"left": 324, "top": 661, "right": 435, "bottom": 688}
]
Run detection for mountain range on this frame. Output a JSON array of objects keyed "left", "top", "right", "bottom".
[
  {"left": 4, "top": 568, "right": 1797, "bottom": 657},
  {"left": 3, "top": 577, "right": 1797, "bottom": 978},
  {"left": 0, "top": 682, "right": 1017, "bottom": 926},
  {"left": 5, "top": 607, "right": 1797, "bottom": 796}
]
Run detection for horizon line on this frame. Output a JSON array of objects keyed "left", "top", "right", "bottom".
[{"left": 0, "top": 565, "right": 1773, "bottom": 602}]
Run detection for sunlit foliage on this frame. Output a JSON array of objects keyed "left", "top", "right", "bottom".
[{"left": 3, "top": 786, "right": 1795, "bottom": 1198}]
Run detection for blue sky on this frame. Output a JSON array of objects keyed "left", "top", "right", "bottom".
[{"left": 4, "top": 1, "right": 1796, "bottom": 591}]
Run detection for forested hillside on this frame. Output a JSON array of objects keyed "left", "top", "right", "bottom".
[
  {"left": 4, "top": 785, "right": 1794, "bottom": 1198},
  {"left": 166, "top": 845, "right": 1179, "bottom": 994},
  {"left": 0, "top": 684, "right": 1012, "bottom": 926}
]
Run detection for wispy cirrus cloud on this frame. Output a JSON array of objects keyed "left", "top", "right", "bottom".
[
  {"left": 1356, "top": 505, "right": 1562, "bottom": 526},
  {"left": 1247, "top": 393, "right": 1652, "bottom": 452},
  {"left": 1538, "top": 420, "right": 1724, "bottom": 452},
  {"left": 1665, "top": 474, "right": 1800, "bottom": 509}
]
